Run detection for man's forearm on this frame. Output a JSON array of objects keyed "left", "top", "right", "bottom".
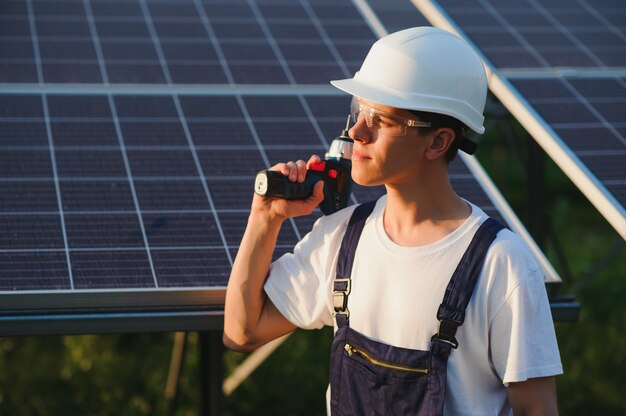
[
  {"left": 223, "top": 212, "right": 284, "bottom": 350},
  {"left": 223, "top": 161, "right": 324, "bottom": 351}
]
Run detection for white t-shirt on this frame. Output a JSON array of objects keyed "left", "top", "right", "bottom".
[{"left": 265, "top": 196, "right": 562, "bottom": 415}]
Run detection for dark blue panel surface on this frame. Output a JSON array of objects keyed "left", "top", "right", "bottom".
[
  {"left": 0, "top": 0, "right": 376, "bottom": 86},
  {"left": 71, "top": 250, "right": 154, "bottom": 289},
  {"left": 61, "top": 181, "right": 136, "bottom": 212},
  {"left": 0, "top": 252, "right": 70, "bottom": 291},
  {"left": 133, "top": 180, "right": 210, "bottom": 211},
  {"left": 436, "top": 0, "right": 626, "bottom": 69},
  {"left": 153, "top": 249, "right": 229, "bottom": 288},
  {"left": 65, "top": 214, "right": 145, "bottom": 249},
  {"left": 512, "top": 77, "right": 626, "bottom": 207},
  {"left": 0, "top": 1, "right": 521, "bottom": 318}
]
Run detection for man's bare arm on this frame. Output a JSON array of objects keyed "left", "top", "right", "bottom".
[
  {"left": 507, "top": 376, "right": 558, "bottom": 416},
  {"left": 223, "top": 157, "right": 324, "bottom": 352}
]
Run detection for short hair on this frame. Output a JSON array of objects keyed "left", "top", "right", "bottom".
[{"left": 410, "top": 110, "right": 467, "bottom": 163}]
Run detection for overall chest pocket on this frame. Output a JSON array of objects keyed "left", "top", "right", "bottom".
[
  {"left": 332, "top": 329, "right": 436, "bottom": 416},
  {"left": 344, "top": 342, "right": 429, "bottom": 382}
]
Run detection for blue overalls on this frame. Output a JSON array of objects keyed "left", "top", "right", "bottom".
[{"left": 329, "top": 200, "right": 504, "bottom": 415}]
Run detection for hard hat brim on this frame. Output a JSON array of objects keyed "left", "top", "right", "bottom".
[{"left": 330, "top": 77, "right": 485, "bottom": 135}]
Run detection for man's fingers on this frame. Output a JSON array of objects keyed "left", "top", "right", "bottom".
[
  {"left": 295, "top": 160, "right": 307, "bottom": 182},
  {"left": 306, "top": 154, "right": 322, "bottom": 168},
  {"left": 270, "top": 155, "right": 321, "bottom": 184},
  {"left": 311, "top": 180, "right": 325, "bottom": 203}
]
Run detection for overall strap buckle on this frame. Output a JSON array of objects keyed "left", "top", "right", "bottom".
[
  {"left": 431, "top": 319, "right": 460, "bottom": 349},
  {"left": 333, "top": 277, "right": 351, "bottom": 317},
  {"left": 333, "top": 199, "right": 378, "bottom": 324},
  {"left": 431, "top": 218, "right": 505, "bottom": 350}
]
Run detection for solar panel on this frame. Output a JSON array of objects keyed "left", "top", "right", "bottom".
[
  {"left": 411, "top": 0, "right": 626, "bottom": 239},
  {"left": 511, "top": 77, "right": 626, "bottom": 204},
  {"left": 432, "top": 0, "right": 625, "bottom": 69},
  {"left": 0, "top": 0, "right": 372, "bottom": 85},
  {"left": 0, "top": 0, "right": 567, "bottom": 335}
]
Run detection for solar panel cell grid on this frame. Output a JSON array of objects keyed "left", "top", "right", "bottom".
[
  {"left": 127, "top": 149, "right": 200, "bottom": 177},
  {"left": 437, "top": 0, "right": 626, "bottom": 69},
  {"left": 56, "top": 149, "right": 127, "bottom": 177},
  {"left": 1, "top": 214, "right": 64, "bottom": 249},
  {"left": 120, "top": 121, "right": 187, "bottom": 146},
  {"left": 1, "top": 181, "right": 59, "bottom": 212},
  {"left": 39, "top": 40, "right": 97, "bottom": 60},
  {"left": 552, "top": 127, "right": 625, "bottom": 153},
  {"left": 95, "top": 21, "right": 151, "bottom": 38},
  {"left": 0, "top": 122, "right": 48, "bottom": 146},
  {"left": 290, "top": 65, "right": 346, "bottom": 85},
  {"left": 0, "top": 0, "right": 376, "bottom": 87},
  {"left": 49, "top": 95, "right": 112, "bottom": 119},
  {"left": 0, "top": 95, "right": 44, "bottom": 117},
  {"left": 106, "top": 64, "right": 166, "bottom": 84},
  {"left": 179, "top": 96, "right": 241, "bottom": 118},
  {"left": 153, "top": 249, "right": 229, "bottom": 288},
  {"left": 581, "top": 154, "right": 626, "bottom": 182},
  {"left": 71, "top": 250, "right": 154, "bottom": 289},
  {"left": 90, "top": 1, "right": 143, "bottom": 18},
  {"left": 60, "top": 180, "right": 135, "bottom": 211},
  {"left": 43, "top": 64, "right": 103, "bottom": 83},
  {"left": 416, "top": 0, "right": 626, "bottom": 236},
  {"left": 1, "top": 150, "right": 53, "bottom": 178},
  {"left": 199, "top": 149, "right": 265, "bottom": 176},
  {"left": 52, "top": 122, "right": 119, "bottom": 146},
  {"left": 252, "top": 121, "right": 321, "bottom": 146},
  {"left": 0, "top": 1, "right": 560, "bottom": 320},
  {"left": 187, "top": 122, "right": 255, "bottom": 146},
  {"left": 141, "top": 213, "right": 221, "bottom": 247},
  {"left": 512, "top": 77, "right": 626, "bottom": 208},
  {"left": 64, "top": 214, "right": 145, "bottom": 248},
  {"left": 0, "top": 89, "right": 368, "bottom": 295},
  {"left": 133, "top": 180, "right": 210, "bottom": 211},
  {"left": 206, "top": 179, "right": 252, "bottom": 211},
  {"left": 0, "top": 252, "right": 70, "bottom": 291}
]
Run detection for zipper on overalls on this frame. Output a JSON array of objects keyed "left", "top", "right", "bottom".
[{"left": 344, "top": 344, "right": 429, "bottom": 374}]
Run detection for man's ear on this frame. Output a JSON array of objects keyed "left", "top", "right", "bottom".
[{"left": 425, "top": 128, "right": 455, "bottom": 161}]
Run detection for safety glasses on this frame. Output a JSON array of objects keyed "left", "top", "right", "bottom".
[{"left": 350, "top": 97, "right": 431, "bottom": 137}]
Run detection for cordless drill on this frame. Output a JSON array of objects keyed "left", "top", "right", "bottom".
[{"left": 253, "top": 116, "right": 354, "bottom": 215}]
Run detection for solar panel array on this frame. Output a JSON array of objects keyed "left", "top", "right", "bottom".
[
  {"left": 0, "top": 0, "right": 563, "bottom": 332},
  {"left": 0, "top": 0, "right": 374, "bottom": 85},
  {"left": 409, "top": 0, "right": 626, "bottom": 239}
]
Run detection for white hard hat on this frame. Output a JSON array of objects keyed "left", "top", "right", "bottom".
[{"left": 331, "top": 27, "right": 488, "bottom": 135}]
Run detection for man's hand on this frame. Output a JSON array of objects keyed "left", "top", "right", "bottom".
[{"left": 251, "top": 155, "right": 325, "bottom": 223}]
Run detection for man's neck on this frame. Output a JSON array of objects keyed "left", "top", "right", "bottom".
[{"left": 382, "top": 175, "right": 471, "bottom": 247}]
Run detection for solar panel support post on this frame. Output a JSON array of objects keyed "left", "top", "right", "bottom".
[
  {"left": 527, "top": 139, "right": 547, "bottom": 249},
  {"left": 165, "top": 332, "right": 187, "bottom": 415},
  {"left": 199, "top": 330, "right": 224, "bottom": 416}
]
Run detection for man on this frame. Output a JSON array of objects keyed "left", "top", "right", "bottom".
[{"left": 224, "top": 27, "right": 562, "bottom": 415}]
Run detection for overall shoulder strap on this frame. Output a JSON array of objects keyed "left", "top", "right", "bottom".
[
  {"left": 432, "top": 218, "right": 506, "bottom": 349},
  {"left": 333, "top": 199, "right": 378, "bottom": 325}
]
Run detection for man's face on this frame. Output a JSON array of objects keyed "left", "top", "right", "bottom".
[{"left": 348, "top": 99, "right": 434, "bottom": 188}]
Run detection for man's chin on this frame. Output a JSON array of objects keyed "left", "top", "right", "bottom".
[{"left": 351, "top": 173, "right": 383, "bottom": 188}]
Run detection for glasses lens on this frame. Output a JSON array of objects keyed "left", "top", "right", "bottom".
[
  {"left": 350, "top": 97, "right": 362, "bottom": 124},
  {"left": 350, "top": 98, "right": 424, "bottom": 137}
]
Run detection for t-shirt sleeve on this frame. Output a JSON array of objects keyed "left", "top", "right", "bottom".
[
  {"left": 264, "top": 211, "right": 351, "bottom": 330},
  {"left": 487, "top": 235, "right": 564, "bottom": 385}
]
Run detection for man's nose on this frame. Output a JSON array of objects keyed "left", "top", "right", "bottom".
[{"left": 349, "top": 115, "right": 372, "bottom": 143}]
